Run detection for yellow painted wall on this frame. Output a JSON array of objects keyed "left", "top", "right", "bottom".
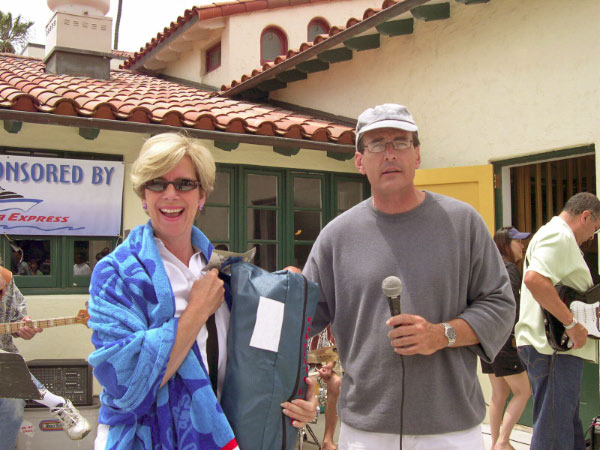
[{"left": 416, "top": 164, "right": 495, "bottom": 233}]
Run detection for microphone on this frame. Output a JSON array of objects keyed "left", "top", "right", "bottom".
[{"left": 382, "top": 276, "right": 403, "bottom": 318}]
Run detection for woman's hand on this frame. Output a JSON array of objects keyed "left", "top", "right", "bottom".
[
  {"left": 188, "top": 269, "right": 224, "bottom": 320},
  {"left": 280, "top": 376, "right": 319, "bottom": 428}
]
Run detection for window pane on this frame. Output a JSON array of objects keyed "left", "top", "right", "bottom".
[
  {"left": 11, "top": 239, "right": 50, "bottom": 276},
  {"left": 338, "top": 180, "right": 365, "bottom": 212},
  {"left": 248, "top": 209, "right": 277, "bottom": 240},
  {"left": 308, "top": 22, "right": 328, "bottom": 41},
  {"left": 294, "top": 211, "right": 321, "bottom": 241},
  {"left": 200, "top": 206, "right": 229, "bottom": 241},
  {"left": 75, "top": 239, "right": 113, "bottom": 275},
  {"left": 294, "top": 244, "right": 313, "bottom": 269},
  {"left": 250, "top": 243, "right": 277, "bottom": 272},
  {"left": 262, "top": 30, "right": 284, "bottom": 61},
  {"left": 294, "top": 177, "right": 321, "bottom": 208},
  {"left": 211, "top": 171, "right": 230, "bottom": 204},
  {"left": 247, "top": 174, "right": 277, "bottom": 206}
]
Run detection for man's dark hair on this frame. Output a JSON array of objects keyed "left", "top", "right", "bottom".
[
  {"left": 562, "top": 192, "right": 600, "bottom": 216},
  {"left": 357, "top": 131, "right": 420, "bottom": 154}
]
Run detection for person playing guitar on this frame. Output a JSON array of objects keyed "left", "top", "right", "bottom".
[
  {"left": 0, "top": 265, "right": 91, "bottom": 446},
  {"left": 515, "top": 192, "right": 600, "bottom": 450}
]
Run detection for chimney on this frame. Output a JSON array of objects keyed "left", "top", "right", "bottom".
[{"left": 44, "top": 0, "right": 112, "bottom": 79}]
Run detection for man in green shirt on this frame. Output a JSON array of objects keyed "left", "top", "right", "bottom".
[{"left": 516, "top": 192, "right": 600, "bottom": 450}]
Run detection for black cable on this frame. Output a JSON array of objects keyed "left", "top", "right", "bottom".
[{"left": 399, "top": 355, "right": 405, "bottom": 450}]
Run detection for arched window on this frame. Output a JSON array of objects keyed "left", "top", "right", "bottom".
[
  {"left": 307, "top": 18, "right": 330, "bottom": 42},
  {"left": 260, "top": 26, "right": 287, "bottom": 64}
]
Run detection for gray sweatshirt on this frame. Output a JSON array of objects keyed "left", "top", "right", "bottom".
[{"left": 303, "top": 192, "right": 515, "bottom": 435}]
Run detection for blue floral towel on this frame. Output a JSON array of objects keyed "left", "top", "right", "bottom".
[{"left": 88, "top": 220, "right": 237, "bottom": 450}]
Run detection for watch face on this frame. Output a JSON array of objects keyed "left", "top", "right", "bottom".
[
  {"left": 448, "top": 328, "right": 456, "bottom": 340},
  {"left": 444, "top": 323, "right": 456, "bottom": 344}
]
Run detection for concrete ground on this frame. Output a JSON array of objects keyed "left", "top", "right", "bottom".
[{"left": 296, "top": 413, "right": 532, "bottom": 449}]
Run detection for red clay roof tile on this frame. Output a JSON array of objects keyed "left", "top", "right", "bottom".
[{"left": 0, "top": 54, "right": 354, "bottom": 145}]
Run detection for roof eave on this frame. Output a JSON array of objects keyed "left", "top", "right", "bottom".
[
  {"left": 222, "top": 0, "right": 432, "bottom": 98},
  {"left": 0, "top": 109, "right": 355, "bottom": 156}
]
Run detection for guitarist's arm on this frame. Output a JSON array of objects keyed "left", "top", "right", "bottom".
[{"left": 524, "top": 270, "right": 587, "bottom": 349}]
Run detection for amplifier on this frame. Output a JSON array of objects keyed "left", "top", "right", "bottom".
[{"left": 25, "top": 359, "right": 93, "bottom": 407}]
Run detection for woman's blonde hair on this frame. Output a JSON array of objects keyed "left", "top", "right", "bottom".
[{"left": 130, "top": 133, "right": 215, "bottom": 199}]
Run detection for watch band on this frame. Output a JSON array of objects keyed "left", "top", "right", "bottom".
[
  {"left": 564, "top": 317, "right": 578, "bottom": 330},
  {"left": 442, "top": 322, "right": 456, "bottom": 346}
]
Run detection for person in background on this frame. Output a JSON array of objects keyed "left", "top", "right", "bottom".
[
  {"left": 73, "top": 253, "right": 91, "bottom": 276},
  {"left": 28, "top": 260, "right": 42, "bottom": 276},
  {"left": 0, "top": 265, "right": 91, "bottom": 449},
  {"left": 482, "top": 227, "right": 531, "bottom": 450},
  {"left": 516, "top": 192, "right": 600, "bottom": 450},
  {"left": 88, "top": 133, "right": 317, "bottom": 449}
]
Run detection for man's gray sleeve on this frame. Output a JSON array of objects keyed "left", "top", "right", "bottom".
[{"left": 460, "top": 219, "right": 516, "bottom": 362}]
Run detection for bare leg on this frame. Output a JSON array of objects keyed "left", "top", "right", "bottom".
[
  {"left": 488, "top": 373, "right": 510, "bottom": 450},
  {"left": 322, "top": 373, "right": 341, "bottom": 450},
  {"left": 494, "top": 371, "right": 530, "bottom": 450}
]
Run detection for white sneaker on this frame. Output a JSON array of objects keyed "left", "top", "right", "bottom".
[
  {"left": 571, "top": 301, "right": 600, "bottom": 338},
  {"left": 50, "top": 399, "right": 91, "bottom": 440}
]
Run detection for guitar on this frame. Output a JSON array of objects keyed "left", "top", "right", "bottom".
[
  {"left": 0, "top": 309, "right": 90, "bottom": 335},
  {"left": 543, "top": 284, "right": 600, "bottom": 351}
]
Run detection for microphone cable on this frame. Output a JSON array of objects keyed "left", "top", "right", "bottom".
[{"left": 399, "top": 353, "right": 405, "bottom": 450}]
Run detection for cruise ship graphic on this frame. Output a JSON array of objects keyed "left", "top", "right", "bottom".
[{"left": 0, "top": 187, "right": 42, "bottom": 212}]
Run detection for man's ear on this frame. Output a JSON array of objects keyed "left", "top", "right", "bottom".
[
  {"left": 415, "top": 145, "right": 421, "bottom": 169},
  {"left": 355, "top": 151, "right": 366, "bottom": 175}
]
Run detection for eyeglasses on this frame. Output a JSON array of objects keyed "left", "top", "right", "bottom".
[
  {"left": 144, "top": 178, "right": 201, "bottom": 192},
  {"left": 364, "top": 139, "right": 413, "bottom": 153},
  {"left": 590, "top": 212, "right": 600, "bottom": 235}
]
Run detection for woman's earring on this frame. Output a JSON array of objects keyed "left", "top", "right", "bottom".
[
  {"left": 198, "top": 205, "right": 203, "bottom": 211},
  {"left": 142, "top": 203, "right": 147, "bottom": 210}
]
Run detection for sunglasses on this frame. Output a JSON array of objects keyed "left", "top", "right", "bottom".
[{"left": 144, "top": 178, "right": 201, "bottom": 192}]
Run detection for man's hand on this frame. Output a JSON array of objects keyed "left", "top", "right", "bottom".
[
  {"left": 281, "top": 376, "right": 318, "bottom": 428},
  {"left": 565, "top": 322, "right": 588, "bottom": 349},
  {"left": 16, "top": 316, "right": 42, "bottom": 340},
  {"left": 283, "top": 266, "right": 301, "bottom": 274},
  {"left": 386, "top": 314, "right": 446, "bottom": 355}
]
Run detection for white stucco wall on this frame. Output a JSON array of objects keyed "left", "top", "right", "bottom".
[
  {"left": 271, "top": 0, "right": 600, "bottom": 171},
  {"left": 158, "top": 0, "right": 379, "bottom": 88}
]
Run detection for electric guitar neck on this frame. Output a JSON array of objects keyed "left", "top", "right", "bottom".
[{"left": 0, "top": 309, "right": 89, "bottom": 335}]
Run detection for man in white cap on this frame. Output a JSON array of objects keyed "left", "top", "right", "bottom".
[{"left": 302, "top": 104, "right": 515, "bottom": 449}]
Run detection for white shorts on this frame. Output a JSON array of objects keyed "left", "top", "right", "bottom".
[{"left": 339, "top": 422, "right": 484, "bottom": 450}]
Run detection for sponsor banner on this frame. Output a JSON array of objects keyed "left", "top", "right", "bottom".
[{"left": 0, "top": 155, "right": 124, "bottom": 236}]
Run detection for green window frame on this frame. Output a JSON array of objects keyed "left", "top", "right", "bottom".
[
  {"left": 1, "top": 235, "right": 120, "bottom": 295},
  {"left": 201, "top": 164, "right": 369, "bottom": 270}
]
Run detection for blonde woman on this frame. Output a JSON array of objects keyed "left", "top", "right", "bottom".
[{"left": 89, "top": 133, "right": 316, "bottom": 450}]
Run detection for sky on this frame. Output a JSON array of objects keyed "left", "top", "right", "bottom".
[{"left": 2, "top": 0, "right": 216, "bottom": 53}]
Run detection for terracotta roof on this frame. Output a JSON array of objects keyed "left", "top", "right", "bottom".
[
  {"left": 221, "top": 0, "right": 410, "bottom": 93},
  {"left": 112, "top": 49, "right": 134, "bottom": 60},
  {"left": 0, "top": 54, "right": 354, "bottom": 146},
  {"left": 122, "top": 0, "right": 348, "bottom": 70}
]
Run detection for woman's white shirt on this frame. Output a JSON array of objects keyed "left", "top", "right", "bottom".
[{"left": 155, "top": 238, "right": 230, "bottom": 399}]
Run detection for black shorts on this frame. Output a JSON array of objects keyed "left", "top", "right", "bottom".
[{"left": 481, "top": 342, "right": 525, "bottom": 377}]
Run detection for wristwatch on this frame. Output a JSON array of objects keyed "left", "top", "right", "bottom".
[
  {"left": 564, "top": 317, "right": 578, "bottom": 330},
  {"left": 442, "top": 322, "right": 456, "bottom": 347}
]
